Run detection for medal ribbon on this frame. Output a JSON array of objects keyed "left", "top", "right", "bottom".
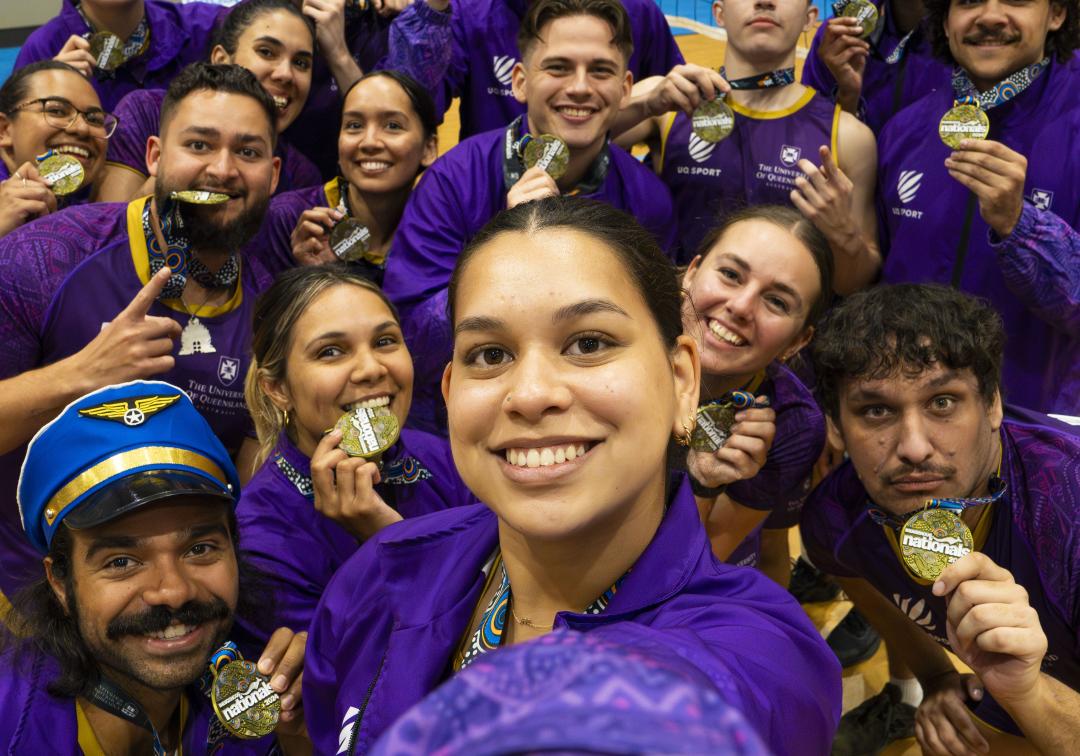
[
  {"left": 951, "top": 57, "right": 1049, "bottom": 111},
  {"left": 86, "top": 678, "right": 170, "bottom": 756},
  {"left": 867, "top": 475, "right": 1007, "bottom": 529},
  {"left": 720, "top": 67, "right": 796, "bottom": 90},
  {"left": 142, "top": 199, "right": 240, "bottom": 301},
  {"left": 76, "top": 4, "right": 151, "bottom": 68},
  {"left": 198, "top": 641, "right": 241, "bottom": 696},
  {"left": 501, "top": 116, "right": 610, "bottom": 195}
]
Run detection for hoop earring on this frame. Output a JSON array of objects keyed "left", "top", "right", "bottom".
[{"left": 675, "top": 413, "right": 696, "bottom": 446}]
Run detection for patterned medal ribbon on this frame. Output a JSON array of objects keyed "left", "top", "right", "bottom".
[
  {"left": 501, "top": 116, "right": 611, "bottom": 195},
  {"left": 951, "top": 57, "right": 1050, "bottom": 111},
  {"left": 867, "top": 475, "right": 1008, "bottom": 530},
  {"left": 142, "top": 198, "right": 240, "bottom": 301},
  {"left": 86, "top": 677, "right": 171, "bottom": 756},
  {"left": 721, "top": 67, "right": 796, "bottom": 90},
  {"left": 274, "top": 446, "right": 431, "bottom": 501},
  {"left": 455, "top": 552, "right": 626, "bottom": 671}
]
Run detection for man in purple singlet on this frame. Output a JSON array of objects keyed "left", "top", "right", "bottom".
[
  {"left": 0, "top": 63, "right": 283, "bottom": 601},
  {"left": 803, "top": 284, "right": 1080, "bottom": 754}
]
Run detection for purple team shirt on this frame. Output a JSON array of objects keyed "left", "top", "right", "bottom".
[
  {"left": 382, "top": 125, "right": 677, "bottom": 434},
  {"left": 303, "top": 476, "right": 841, "bottom": 756},
  {"left": 106, "top": 88, "right": 320, "bottom": 195},
  {"left": 235, "top": 428, "right": 476, "bottom": 644},
  {"left": 802, "top": 2, "right": 950, "bottom": 134},
  {"left": 877, "top": 57, "right": 1080, "bottom": 413},
  {"left": 0, "top": 199, "right": 285, "bottom": 598},
  {"left": 14, "top": 0, "right": 223, "bottom": 112},
  {"left": 287, "top": 1, "right": 452, "bottom": 177},
  {"left": 439, "top": 0, "right": 684, "bottom": 139},
  {"left": 659, "top": 89, "right": 839, "bottom": 260},
  {"left": 724, "top": 361, "right": 825, "bottom": 567},
  {"left": 801, "top": 416, "right": 1080, "bottom": 734}
]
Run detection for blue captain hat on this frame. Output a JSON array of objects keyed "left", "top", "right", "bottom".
[{"left": 18, "top": 380, "right": 240, "bottom": 554}]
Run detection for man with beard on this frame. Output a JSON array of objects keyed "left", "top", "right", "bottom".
[
  {"left": 802, "top": 284, "right": 1080, "bottom": 753},
  {"left": 0, "top": 62, "right": 280, "bottom": 599},
  {"left": 2, "top": 380, "right": 309, "bottom": 754}
]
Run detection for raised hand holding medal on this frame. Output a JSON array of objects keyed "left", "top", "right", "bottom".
[
  {"left": 692, "top": 67, "right": 796, "bottom": 144},
  {"left": 686, "top": 392, "right": 775, "bottom": 494},
  {"left": 939, "top": 96, "right": 990, "bottom": 149},
  {"left": 833, "top": 0, "right": 878, "bottom": 39},
  {"left": 37, "top": 149, "right": 85, "bottom": 197}
]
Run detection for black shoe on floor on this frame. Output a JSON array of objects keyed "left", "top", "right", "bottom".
[
  {"left": 827, "top": 608, "right": 882, "bottom": 668},
  {"left": 788, "top": 556, "right": 842, "bottom": 603},
  {"left": 831, "top": 683, "right": 916, "bottom": 756}
]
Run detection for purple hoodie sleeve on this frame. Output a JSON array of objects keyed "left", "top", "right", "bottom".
[
  {"left": 106, "top": 89, "right": 164, "bottom": 175},
  {"left": 382, "top": 0, "right": 453, "bottom": 93},
  {"left": 990, "top": 201, "right": 1080, "bottom": 338},
  {"left": 801, "top": 23, "right": 837, "bottom": 96},
  {"left": 628, "top": 0, "right": 684, "bottom": 78}
]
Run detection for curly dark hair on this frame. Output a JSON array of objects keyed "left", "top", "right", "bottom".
[
  {"left": 924, "top": 0, "right": 1079, "bottom": 64},
  {"left": 0, "top": 509, "right": 271, "bottom": 699},
  {"left": 811, "top": 284, "right": 1004, "bottom": 420}
]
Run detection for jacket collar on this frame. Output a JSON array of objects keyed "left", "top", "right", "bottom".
[{"left": 375, "top": 475, "right": 706, "bottom": 630}]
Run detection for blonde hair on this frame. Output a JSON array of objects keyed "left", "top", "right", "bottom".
[{"left": 244, "top": 264, "right": 400, "bottom": 467}]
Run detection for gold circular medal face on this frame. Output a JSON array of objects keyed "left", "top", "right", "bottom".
[
  {"left": 899, "top": 509, "right": 974, "bottom": 581},
  {"left": 38, "top": 154, "right": 85, "bottom": 196},
  {"left": 691, "top": 99, "right": 735, "bottom": 144},
  {"left": 938, "top": 104, "right": 990, "bottom": 149},
  {"left": 330, "top": 218, "right": 372, "bottom": 262},
  {"left": 89, "top": 32, "right": 125, "bottom": 71},
  {"left": 841, "top": 0, "right": 879, "bottom": 38},
  {"left": 523, "top": 134, "right": 569, "bottom": 180},
  {"left": 210, "top": 659, "right": 280, "bottom": 739},
  {"left": 691, "top": 404, "right": 737, "bottom": 452},
  {"left": 170, "top": 190, "right": 231, "bottom": 205},
  {"left": 335, "top": 405, "right": 401, "bottom": 459}
]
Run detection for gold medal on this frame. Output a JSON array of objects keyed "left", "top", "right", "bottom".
[
  {"left": 522, "top": 134, "right": 569, "bottom": 180},
  {"left": 335, "top": 405, "right": 400, "bottom": 459},
  {"left": 691, "top": 403, "right": 738, "bottom": 452},
  {"left": 170, "top": 190, "right": 231, "bottom": 205},
  {"left": 899, "top": 509, "right": 974, "bottom": 580},
  {"left": 37, "top": 153, "right": 85, "bottom": 196},
  {"left": 938, "top": 104, "right": 989, "bottom": 149},
  {"left": 840, "top": 0, "right": 878, "bottom": 38},
  {"left": 691, "top": 98, "right": 735, "bottom": 144},
  {"left": 89, "top": 31, "right": 126, "bottom": 72},
  {"left": 209, "top": 657, "right": 280, "bottom": 739},
  {"left": 329, "top": 218, "right": 372, "bottom": 262}
]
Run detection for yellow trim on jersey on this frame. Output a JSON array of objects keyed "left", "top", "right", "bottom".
[
  {"left": 125, "top": 196, "right": 243, "bottom": 318},
  {"left": 657, "top": 111, "right": 678, "bottom": 174},
  {"left": 104, "top": 160, "right": 149, "bottom": 179},
  {"left": 830, "top": 104, "right": 841, "bottom": 164},
  {"left": 77, "top": 695, "right": 188, "bottom": 755},
  {"left": 728, "top": 87, "right": 817, "bottom": 120},
  {"left": 324, "top": 177, "right": 341, "bottom": 209}
]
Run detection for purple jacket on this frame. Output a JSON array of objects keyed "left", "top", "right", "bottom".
[
  {"left": 725, "top": 361, "right": 825, "bottom": 567},
  {"left": 877, "top": 57, "right": 1080, "bottom": 413},
  {"left": 106, "top": 88, "right": 321, "bottom": 196},
  {"left": 287, "top": 1, "right": 452, "bottom": 177},
  {"left": 235, "top": 428, "right": 476, "bottom": 644},
  {"left": 303, "top": 477, "right": 841, "bottom": 756},
  {"left": 0, "top": 646, "right": 274, "bottom": 754},
  {"left": 801, "top": 1, "right": 950, "bottom": 134},
  {"left": 14, "top": 0, "right": 223, "bottom": 112},
  {"left": 382, "top": 125, "right": 677, "bottom": 434},
  {"left": 439, "top": 0, "right": 684, "bottom": 139},
  {"left": 371, "top": 625, "right": 771, "bottom": 755},
  {"left": 801, "top": 416, "right": 1080, "bottom": 734}
]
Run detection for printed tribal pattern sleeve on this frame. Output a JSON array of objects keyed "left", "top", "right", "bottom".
[
  {"left": 992, "top": 201, "right": 1080, "bottom": 337},
  {"left": 383, "top": 1, "right": 453, "bottom": 93}
]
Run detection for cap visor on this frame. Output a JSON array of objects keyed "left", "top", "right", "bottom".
[{"left": 64, "top": 469, "right": 234, "bottom": 531}]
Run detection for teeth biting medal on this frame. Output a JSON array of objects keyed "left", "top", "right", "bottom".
[
  {"left": 37, "top": 150, "right": 85, "bottom": 196},
  {"left": 335, "top": 405, "right": 400, "bottom": 460},
  {"left": 170, "top": 190, "right": 231, "bottom": 205}
]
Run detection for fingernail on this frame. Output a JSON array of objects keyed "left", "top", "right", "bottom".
[
  {"left": 973, "top": 687, "right": 983, "bottom": 700},
  {"left": 273, "top": 674, "right": 288, "bottom": 691},
  {"left": 258, "top": 658, "right": 273, "bottom": 674},
  {"left": 281, "top": 693, "right": 295, "bottom": 710},
  {"left": 932, "top": 580, "right": 945, "bottom": 595}
]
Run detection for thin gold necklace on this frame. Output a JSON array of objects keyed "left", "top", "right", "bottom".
[{"left": 509, "top": 604, "right": 553, "bottom": 630}]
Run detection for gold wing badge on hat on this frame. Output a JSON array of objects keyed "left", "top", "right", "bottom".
[{"left": 78, "top": 394, "right": 182, "bottom": 427}]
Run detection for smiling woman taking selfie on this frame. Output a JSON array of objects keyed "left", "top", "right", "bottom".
[{"left": 302, "top": 197, "right": 841, "bottom": 756}]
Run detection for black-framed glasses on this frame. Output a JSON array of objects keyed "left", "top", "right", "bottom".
[{"left": 12, "top": 97, "right": 119, "bottom": 138}]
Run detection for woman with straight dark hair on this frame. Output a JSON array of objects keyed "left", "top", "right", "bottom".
[
  {"left": 302, "top": 197, "right": 841, "bottom": 756},
  {"left": 236, "top": 263, "right": 474, "bottom": 644}
]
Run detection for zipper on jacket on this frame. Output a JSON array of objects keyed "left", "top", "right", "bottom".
[
  {"left": 346, "top": 650, "right": 388, "bottom": 756},
  {"left": 950, "top": 193, "right": 979, "bottom": 288}
]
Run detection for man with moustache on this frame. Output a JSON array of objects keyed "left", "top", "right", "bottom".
[
  {"left": 1, "top": 381, "right": 308, "bottom": 754},
  {"left": 382, "top": 0, "right": 677, "bottom": 435},
  {"left": 802, "top": 284, "right": 1080, "bottom": 754},
  {"left": 875, "top": 0, "right": 1080, "bottom": 414},
  {"left": 0, "top": 63, "right": 281, "bottom": 599}
]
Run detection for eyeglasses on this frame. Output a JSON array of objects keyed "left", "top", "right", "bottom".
[{"left": 12, "top": 97, "right": 119, "bottom": 138}]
